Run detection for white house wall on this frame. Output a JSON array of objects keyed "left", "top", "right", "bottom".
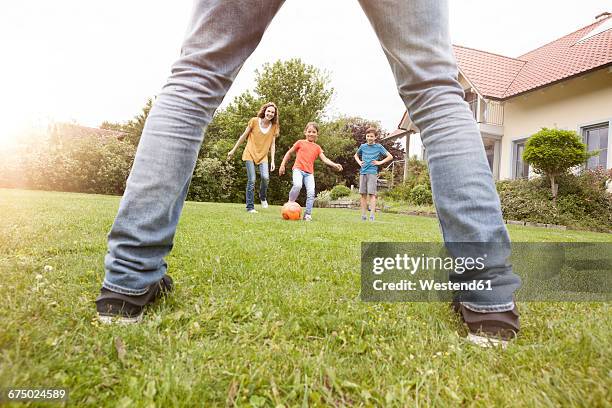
[{"left": 501, "top": 67, "right": 612, "bottom": 180}]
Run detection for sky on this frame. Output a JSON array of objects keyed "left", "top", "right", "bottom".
[{"left": 0, "top": 1, "right": 609, "bottom": 145}]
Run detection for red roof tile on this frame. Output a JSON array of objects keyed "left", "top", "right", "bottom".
[
  {"left": 453, "top": 46, "right": 525, "bottom": 99},
  {"left": 452, "top": 14, "right": 612, "bottom": 99}
]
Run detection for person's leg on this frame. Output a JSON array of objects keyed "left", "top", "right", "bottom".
[
  {"left": 103, "top": 0, "right": 286, "bottom": 295},
  {"left": 357, "top": 0, "right": 520, "bottom": 312},
  {"left": 258, "top": 161, "right": 270, "bottom": 204},
  {"left": 303, "top": 172, "right": 316, "bottom": 217},
  {"left": 359, "top": 174, "right": 368, "bottom": 220},
  {"left": 369, "top": 194, "right": 377, "bottom": 220},
  {"left": 245, "top": 160, "right": 256, "bottom": 211},
  {"left": 368, "top": 174, "right": 378, "bottom": 220},
  {"left": 288, "top": 169, "right": 303, "bottom": 202},
  {"left": 360, "top": 194, "right": 368, "bottom": 220}
]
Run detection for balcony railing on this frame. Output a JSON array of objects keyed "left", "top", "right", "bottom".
[
  {"left": 485, "top": 101, "right": 504, "bottom": 126},
  {"left": 467, "top": 99, "right": 504, "bottom": 126}
]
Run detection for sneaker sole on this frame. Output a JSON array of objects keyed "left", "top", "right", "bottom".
[
  {"left": 467, "top": 333, "right": 509, "bottom": 348},
  {"left": 98, "top": 313, "right": 143, "bottom": 325}
]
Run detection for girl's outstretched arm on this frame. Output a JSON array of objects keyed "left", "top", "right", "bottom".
[
  {"left": 319, "top": 152, "right": 343, "bottom": 171},
  {"left": 227, "top": 124, "right": 252, "bottom": 159},
  {"left": 279, "top": 145, "right": 297, "bottom": 175}
]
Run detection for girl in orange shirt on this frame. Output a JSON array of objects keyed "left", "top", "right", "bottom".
[
  {"left": 228, "top": 102, "right": 279, "bottom": 213},
  {"left": 279, "top": 122, "right": 343, "bottom": 221}
]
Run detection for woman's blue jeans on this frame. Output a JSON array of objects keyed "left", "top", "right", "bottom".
[{"left": 245, "top": 160, "right": 269, "bottom": 211}]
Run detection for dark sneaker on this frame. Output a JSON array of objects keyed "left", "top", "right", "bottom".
[
  {"left": 96, "top": 275, "right": 174, "bottom": 324},
  {"left": 452, "top": 301, "right": 520, "bottom": 348}
]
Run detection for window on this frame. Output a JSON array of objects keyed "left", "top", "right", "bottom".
[
  {"left": 583, "top": 123, "right": 609, "bottom": 169},
  {"left": 483, "top": 138, "right": 495, "bottom": 172},
  {"left": 513, "top": 140, "right": 529, "bottom": 179}
]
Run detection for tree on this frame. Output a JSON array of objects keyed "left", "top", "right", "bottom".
[
  {"left": 522, "top": 128, "right": 596, "bottom": 202},
  {"left": 254, "top": 59, "right": 333, "bottom": 141},
  {"left": 187, "top": 157, "right": 236, "bottom": 202},
  {"left": 22, "top": 135, "right": 135, "bottom": 195},
  {"left": 101, "top": 98, "right": 154, "bottom": 146},
  {"left": 202, "top": 58, "right": 335, "bottom": 203},
  {"left": 320, "top": 117, "right": 404, "bottom": 188}
]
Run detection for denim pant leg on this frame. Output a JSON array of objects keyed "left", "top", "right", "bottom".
[
  {"left": 258, "top": 162, "right": 270, "bottom": 202},
  {"left": 245, "top": 160, "right": 256, "bottom": 211},
  {"left": 103, "top": 0, "right": 285, "bottom": 295},
  {"left": 303, "top": 172, "right": 315, "bottom": 215},
  {"left": 358, "top": 0, "right": 520, "bottom": 311},
  {"left": 288, "top": 169, "right": 303, "bottom": 202}
]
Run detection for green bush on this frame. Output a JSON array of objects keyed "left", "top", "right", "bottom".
[
  {"left": 188, "top": 158, "right": 236, "bottom": 202},
  {"left": 382, "top": 183, "right": 411, "bottom": 202},
  {"left": 330, "top": 184, "right": 351, "bottom": 200},
  {"left": 378, "top": 169, "right": 393, "bottom": 185},
  {"left": 405, "top": 158, "right": 431, "bottom": 191},
  {"left": 382, "top": 157, "right": 431, "bottom": 202},
  {"left": 16, "top": 136, "right": 136, "bottom": 195},
  {"left": 408, "top": 184, "right": 433, "bottom": 205},
  {"left": 314, "top": 190, "right": 331, "bottom": 208},
  {"left": 496, "top": 169, "right": 612, "bottom": 232},
  {"left": 496, "top": 179, "right": 558, "bottom": 222}
]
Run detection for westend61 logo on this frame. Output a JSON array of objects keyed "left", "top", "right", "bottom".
[
  {"left": 371, "top": 253, "right": 487, "bottom": 275},
  {"left": 361, "top": 242, "right": 612, "bottom": 302},
  {"left": 370, "top": 253, "right": 491, "bottom": 293}
]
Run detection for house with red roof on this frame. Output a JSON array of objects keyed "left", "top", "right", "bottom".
[{"left": 393, "top": 12, "right": 612, "bottom": 180}]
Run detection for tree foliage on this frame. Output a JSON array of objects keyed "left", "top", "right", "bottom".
[
  {"left": 4, "top": 60, "right": 407, "bottom": 205},
  {"left": 101, "top": 98, "right": 153, "bottom": 146},
  {"left": 202, "top": 59, "right": 337, "bottom": 203},
  {"left": 381, "top": 157, "right": 432, "bottom": 204},
  {"left": 496, "top": 168, "right": 612, "bottom": 231},
  {"left": 10, "top": 135, "right": 135, "bottom": 194},
  {"left": 187, "top": 157, "right": 236, "bottom": 202},
  {"left": 523, "top": 128, "right": 595, "bottom": 201}
]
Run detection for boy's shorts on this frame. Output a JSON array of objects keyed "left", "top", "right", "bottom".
[{"left": 359, "top": 174, "right": 378, "bottom": 195}]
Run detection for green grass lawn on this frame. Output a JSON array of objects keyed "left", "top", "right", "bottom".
[{"left": 1, "top": 188, "right": 610, "bottom": 407}]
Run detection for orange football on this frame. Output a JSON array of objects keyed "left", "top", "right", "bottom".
[{"left": 281, "top": 202, "right": 302, "bottom": 220}]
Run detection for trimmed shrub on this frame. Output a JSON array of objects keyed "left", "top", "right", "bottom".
[
  {"left": 523, "top": 128, "right": 593, "bottom": 201},
  {"left": 497, "top": 169, "right": 612, "bottom": 232},
  {"left": 188, "top": 157, "right": 236, "bottom": 202},
  {"left": 408, "top": 184, "right": 433, "bottom": 205},
  {"left": 314, "top": 190, "right": 331, "bottom": 208},
  {"left": 330, "top": 184, "right": 351, "bottom": 200},
  {"left": 15, "top": 136, "right": 136, "bottom": 195},
  {"left": 496, "top": 179, "right": 558, "bottom": 222},
  {"left": 382, "top": 157, "right": 431, "bottom": 202},
  {"left": 382, "top": 183, "right": 411, "bottom": 202}
]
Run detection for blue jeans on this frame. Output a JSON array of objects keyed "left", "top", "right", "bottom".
[
  {"left": 245, "top": 160, "right": 269, "bottom": 211},
  {"left": 103, "top": 0, "right": 520, "bottom": 311},
  {"left": 289, "top": 169, "right": 315, "bottom": 216}
]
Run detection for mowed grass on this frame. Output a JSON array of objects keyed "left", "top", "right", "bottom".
[{"left": 0, "top": 188, "right": 610, "bottom": 407}]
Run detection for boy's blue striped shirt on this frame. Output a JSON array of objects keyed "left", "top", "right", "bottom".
[{"left": 357, "top": 143, "right": 389, "bottom": 174}]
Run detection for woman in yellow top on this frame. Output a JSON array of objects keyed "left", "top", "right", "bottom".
[{"left": 227, "top": 102, "right": 280, "bottom": 213}]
